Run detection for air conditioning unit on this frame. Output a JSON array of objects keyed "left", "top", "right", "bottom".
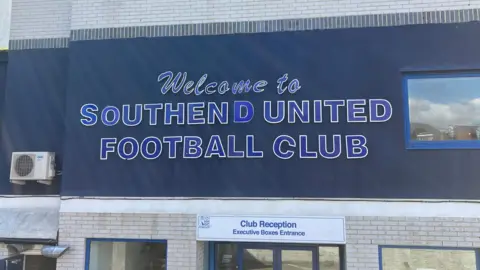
[{"left": 10, "top": 152, "right": 55, "bottom": 185}]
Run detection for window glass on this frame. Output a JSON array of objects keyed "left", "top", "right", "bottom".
[
  {"left": 407, "top": 75, "right": 480, "bottom": 143},
  {"left": 215, "top": 243, "right": 237, "bottom": 270},
  {"left": 281, "top": 249, "right": 312, "bottom": 270},
  {"left": 381, "top": 247, "right": 477, "bottom": 270},
  {"left": 88, "top": 240, "right": 166, "bottom": 270},
  {"left": 319, "top": 246, "right": 340, "bottom": 270},
  {"left": 244, "top": 249, "right": 273, "bottom": 270},
  {"left": 213, "top": 243, "right": 344, "bottom": 270},
  {"left": 25, "top": 255, "right": 56, "bottom": 270}
]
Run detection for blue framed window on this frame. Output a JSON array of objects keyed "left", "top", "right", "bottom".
[
  {"left": 85, "top": 238, "right": 167, "bottom": 270},
  {"left": 209, "top": 242, "right": 342, "bottom": 270},
  {"left": 379, "top": 245, "right": 479, "bottom": 270},
  {"left": 404, "top": 72, "right": 480, "bottom": 149}
]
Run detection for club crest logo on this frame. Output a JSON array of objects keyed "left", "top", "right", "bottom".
[{"left": 198, "top": 216, "right": 211, "bottom": 228}]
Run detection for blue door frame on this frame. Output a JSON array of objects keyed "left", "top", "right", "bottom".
[{"left": 218, "top": 242, "right": 319, "bottom": 270}]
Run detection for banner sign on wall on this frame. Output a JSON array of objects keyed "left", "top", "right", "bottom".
[
  {"left": 80, "top": 71, "right": 393, "bottom": 161},
  {"left": 196, "top": 215, "right": 346, "bottom": 244}
]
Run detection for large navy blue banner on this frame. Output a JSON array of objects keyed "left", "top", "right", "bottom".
[{"left": 62, "top": 22, "right": 480, "bottom": 198}]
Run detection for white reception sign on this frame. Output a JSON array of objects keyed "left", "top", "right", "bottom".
[{"left": 196, "top": 215, "right": 346, "bottom": 244}]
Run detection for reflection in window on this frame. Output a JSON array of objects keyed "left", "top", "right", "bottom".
[
  {"left": 281, "top": 250, "right": 312, "bottom": 270},
  {"left": 213, "top": 243, "right": 344, "bottom": 270},
  {"left": 381, "top": 247, "right": 477, "bottom": 270},
  {"left": 87, "top": 240, "right": 166, "bottom": 270},
  {"left": 244, "top": 249, "right": 273, "bottom": 270},
  {"left": 319, "top": 246, "right": 340, "bottom": 270},
  {"left": 407, "top": 74, "right": 480, "bottom": 147},
  {"left": 215, "top": 243, "right": 238, "bottom": 270}
]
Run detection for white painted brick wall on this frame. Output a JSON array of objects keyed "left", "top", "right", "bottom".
[
  {"left": 10, "top": 0, "right": 71, "bottom": 39},
  {"left": 56, "top": 212, "right": 203, "bottom": 270},
  {"left": 346, "top": 216, "right": 480, "bottom": 270},
  {"left": 70, "top": 0, "right": 480, "bottom": 29},
  {"left": 56, "top": 213, "right": 480, "bottom": 270},
  {"left": 9, "top": 0, "right": 480, "bottom": 39},
  {"left": 196, "top": 241, "right": 205, "bottom": 270},
  {"left": 0, "top": 0, "right": 11, "bottom": 49}
]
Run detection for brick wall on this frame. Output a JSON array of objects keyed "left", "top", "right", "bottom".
[
  {"left": 0, "top": 0, "right": 10, "bottom": 49},
  {"left": 56, "top": 212, "right": 203, "bottom": 270},
  {"left": 69, "top": 0, "right": 480, "bottom": 30},
  {"left": 56, "top": 213, "right": 480, "bottom": 270},
  {"left": 346, "top": 216, "right": 480, "bottom": 270},
  {"left": 9, "top": 0, "right": 480, "bottom": 41},
  {"left": 10, "top": 0, "right": 70, "bottom": 39}
]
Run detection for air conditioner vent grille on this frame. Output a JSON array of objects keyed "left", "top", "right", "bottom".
[
  {"left": 10, "top": 152, "right": 55, "bottom": 184},
  {"left": 14, "top": 155, "right": 35, "bottom": 177}
]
